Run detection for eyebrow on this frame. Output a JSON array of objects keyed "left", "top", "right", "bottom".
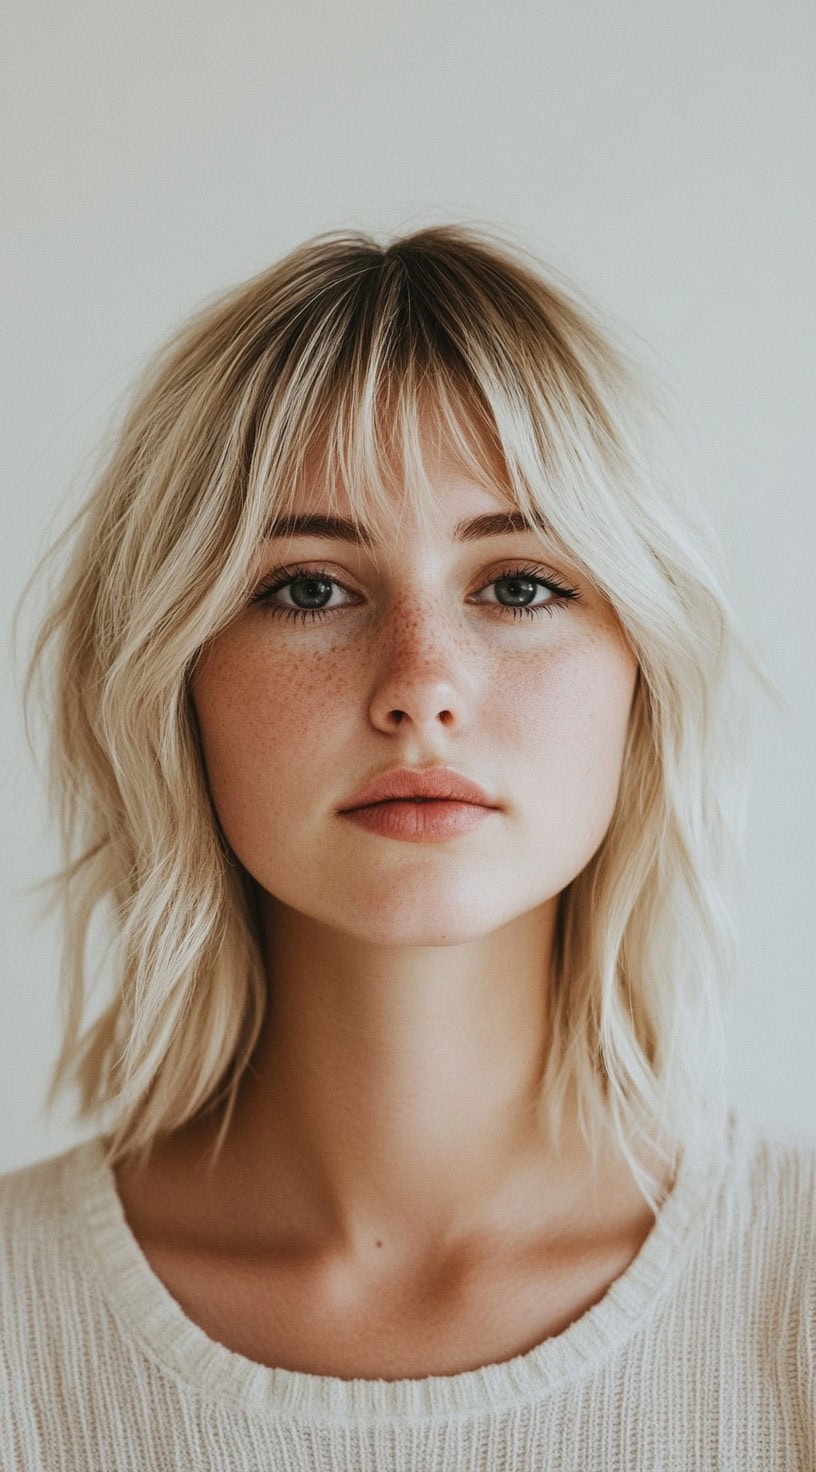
[{"left": 262, "top": 510, "right": 548, "bottom": 545}]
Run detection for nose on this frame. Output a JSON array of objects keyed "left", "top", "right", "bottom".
[{"left": 366, "top": 605, "right": 469, "bottom": 734}]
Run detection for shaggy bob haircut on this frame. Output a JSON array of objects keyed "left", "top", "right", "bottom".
[{"left": 18, "top": 224, "right": 768, "bottom": 1213}]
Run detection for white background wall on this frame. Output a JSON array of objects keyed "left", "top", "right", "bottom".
[{"left": 2, "top": 0, "right": 813, "bottom": 1171}]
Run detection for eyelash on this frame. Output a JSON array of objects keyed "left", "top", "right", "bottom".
[{"left": 250, "top": 563, "right": 581, "bottom": 624}]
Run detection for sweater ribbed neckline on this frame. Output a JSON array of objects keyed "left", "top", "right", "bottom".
[{"left": 61, "top": 1107, "right": 738, "bottom": 1423}]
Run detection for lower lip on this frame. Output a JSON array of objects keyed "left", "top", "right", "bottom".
[{"left": 339, "top": 799, "right": 497, "bottom": 842}]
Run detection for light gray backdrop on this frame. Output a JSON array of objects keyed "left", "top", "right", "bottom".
[{"left": 2, "top": 0, "right": 814, "bottom": 1170}]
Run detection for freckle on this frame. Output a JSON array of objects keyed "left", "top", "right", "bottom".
[{"left": 375, "top": 1239, "right": 383, "bottom": 1248}]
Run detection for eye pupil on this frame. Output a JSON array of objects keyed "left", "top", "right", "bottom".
[
  {"left": 291, "top": 577, "right": 333, "bottom": 609},
  {"left": 496, "top": 576, "right": 537, "bottom": 607}
]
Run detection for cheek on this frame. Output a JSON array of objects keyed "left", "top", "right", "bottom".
[
  {"left": 190, "top": 638, "right": 357, "bottom": 837},
  {"left": 501, "top": 634, "right": 637, "bottom": 840}
]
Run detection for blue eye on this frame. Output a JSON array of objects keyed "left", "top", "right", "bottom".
[
  {"left": 474, "top": 565, "right": 581, "bottom": 618},
  {"left": 250, "top": 563, "right": 580, "bottom": 624},
  {"left": 252, "top": 567, "right": 341, "bottom": 621}
]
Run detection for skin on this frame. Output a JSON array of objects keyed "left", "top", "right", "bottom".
[{"left": 114, "top": 412, "right": 671, "bottom": 1377}]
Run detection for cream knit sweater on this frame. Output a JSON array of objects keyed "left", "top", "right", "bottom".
[{"left": 1, "top": 1106, "right": 814, "bottom": 1470}]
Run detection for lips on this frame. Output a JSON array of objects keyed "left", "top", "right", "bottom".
[{"left": 338, "top": 766, "right": 497, "bottom": 811}]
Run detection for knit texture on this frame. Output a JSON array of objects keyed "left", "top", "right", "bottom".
[{"left": 1, "top": 1106, "right": 814, "bottom": 1470}]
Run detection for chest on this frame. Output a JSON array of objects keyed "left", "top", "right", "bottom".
[{"left": 137, "top": 1228, "right": 645, "bottom": 1379}]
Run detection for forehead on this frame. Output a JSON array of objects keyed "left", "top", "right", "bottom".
[{"left": 282, "top": 397, "right": 527, "bottom": 544}]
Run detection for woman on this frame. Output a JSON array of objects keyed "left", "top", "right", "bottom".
[{"left": 2, "top": 225, "right": 813, "bottom": 1469}]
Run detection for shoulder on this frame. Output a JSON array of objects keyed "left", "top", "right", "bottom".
[
  {"left": 0, "top": 1139, "right": 122, "bottom": 1464},
  {"left": 663, "top": 1107, "right": 816, "bottom": 1296},
  {"left": 725, "top": 1109, "right": 816, "bottom": 1230},
  {"left": 713, "top": 1110, "right": 816, "bottom": 1379},
  {"left": 711, "top": 1108, "right": 816, "bottom": 1261},
  {"left": 0, "top": 1146, "right": 67, "bottom": 1245},
  {"left": 0, "top": 1138, "right": 99, "bottom": 1306}
]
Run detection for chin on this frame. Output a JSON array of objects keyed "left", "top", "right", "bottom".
[{"left": 322, "top": 885, "right": 519, "bottom": 948}]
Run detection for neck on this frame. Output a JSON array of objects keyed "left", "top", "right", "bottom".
[{"left": 211, "top": 893, "right": 611, "bottom": 1259}]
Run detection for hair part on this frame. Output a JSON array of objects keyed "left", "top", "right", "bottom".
[{"left": 15, "top": 223, "right": 776, "bottom": 1213}]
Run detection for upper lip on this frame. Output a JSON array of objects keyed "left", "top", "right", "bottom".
[{"left": 338, "top": 766, "right": 499, "bottom": 811}]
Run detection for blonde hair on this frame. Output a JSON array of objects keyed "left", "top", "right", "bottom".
[{"left": 16, "top": 224, "right": 773, "bottom": 1212}]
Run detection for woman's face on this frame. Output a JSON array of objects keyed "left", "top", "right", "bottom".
[{"left": 190, "top": 426, "right": 639, "bottom": 946}]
